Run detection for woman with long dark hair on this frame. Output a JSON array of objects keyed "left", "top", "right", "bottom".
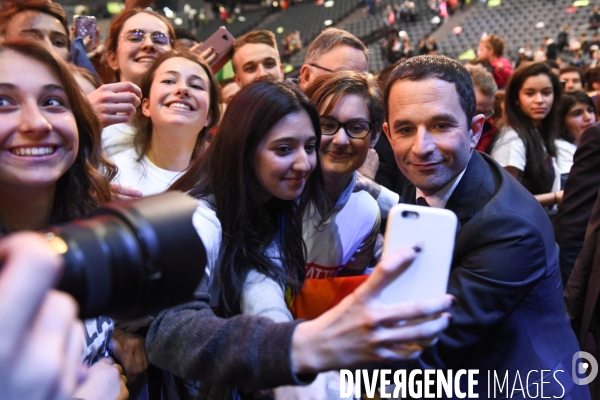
[
  {"left": 0, "top": 42, "right": 115, "bottom": 233},
  {"left": 490, "top": 62, "right": 561, "bottom": 195},
  {"left": 111, "top": 50, "right": 220, "bottom": 196},
  {"left": 555, "top": 91, "right": 596, "bottom": 188},
  {"left": 0, "top": 40, "right": 126, "bottom": 399},
  {"left": 171, "top": 79, "right": 326, "bottom": 318},
  {"left": 146, "top": 79, "right": 453, "bottom": 399},
  {"left": 558, "top": 90, "right": 596, "bottom": 146}
]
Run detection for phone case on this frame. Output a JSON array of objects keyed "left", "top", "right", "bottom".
[
  {"left": 197, "top": 26, "right": 235, "bottom": 73},
  {"left": 74, "top": 15, "right": 97, "bottom": 45},
  {"left": 378, "top": 203, "right": 457, "bottom": 305}
]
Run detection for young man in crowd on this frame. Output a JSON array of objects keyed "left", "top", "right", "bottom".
[
  {"left": 560, "top": 65, "right": 586, "bottom": 93},
  {"left": 0, "top": 0, "right": 69, "bottom": 61},
  {"left": 231, "top": 30, "right": 284, "bottom": 88}
]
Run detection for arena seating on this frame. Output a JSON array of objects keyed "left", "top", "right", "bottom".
[
  {"left": 255, "top": 0, "right": 364, "bottom": 69},
  {"left": 440, "top": 0, "right": 595, "bottom": 62},
  {"left": 342, "top": 0, "right": 437, "bottom": 73},
  {"left": 170, "top": 0, "right": 599, "bottom": 76}
]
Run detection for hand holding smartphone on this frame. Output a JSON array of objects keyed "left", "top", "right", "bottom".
[
  {"left": 378, "top": 203, "right": 457, "bottom": 305},
  {"left": 74, "top": 15, "right": 97, "bottom": 46},
  {"left": 194, "top": 26, "right": 235, "bottom": 73}
]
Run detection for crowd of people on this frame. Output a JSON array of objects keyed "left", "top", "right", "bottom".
[{"left": 2, "top": 0, "right": 600, "bottom": 399}]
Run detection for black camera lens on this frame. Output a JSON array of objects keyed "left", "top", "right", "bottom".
[{"left": 47, "top": 191, "right": 207, "bottom": 320}]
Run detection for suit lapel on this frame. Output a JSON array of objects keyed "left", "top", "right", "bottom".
[
  {"left": 445, "top": 152, "right": 488, "bottom": 229},
  {"left": 403, "top": 182, "right": 417, "bottom": 205},
  {"left": 399, "top": 151, "right": 493, "bottom": 228}
]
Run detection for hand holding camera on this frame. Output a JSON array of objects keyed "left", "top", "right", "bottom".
[{"left": 0, "top": 232, "right": 85, "bottom": 400}]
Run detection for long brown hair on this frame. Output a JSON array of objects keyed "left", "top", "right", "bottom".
[
  {"left": 131, "top": 50, "right": 221, "bottom": 162},
  {"left": 171, "top": 80, "right": 327, "bottom": 316},
  {"left": 0, "top": 40, "right": 116, "bottom": 233}
]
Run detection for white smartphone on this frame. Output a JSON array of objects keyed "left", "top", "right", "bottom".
[{"left": 378, "top": 203, "right": 458, "bottom": 305}]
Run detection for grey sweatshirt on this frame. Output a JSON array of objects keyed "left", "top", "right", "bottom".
[{"left": 145, "top": 278, "right": 314, "bottom": 392}]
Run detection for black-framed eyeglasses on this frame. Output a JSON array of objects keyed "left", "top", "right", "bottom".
[
  {"left": 309, "top": 63, "right": 334, "bottom": 73},
  {"left": 319, "top": 116, "right": 372, "bottom": 139},
  {"left": 120, "top": 29, "right": 172, "bottom": 47}
]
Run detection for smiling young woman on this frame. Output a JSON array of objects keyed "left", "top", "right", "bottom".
[
  {"left": 110, "top": 50, "right": 220, "bottom": 196},
  {"left": 0, "top": 40, "right": 129, "bottom": 399},
  {"left": 104, "top": 9, "right": 175, "bottom": 87},
  {"left": 101, "top": 9, "right": 176, "bottom": 156}
]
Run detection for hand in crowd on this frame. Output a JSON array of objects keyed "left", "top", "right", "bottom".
[
  {"left": 190, "top": 43, "right": 218, "bottom": 65},
  {"left": 354, "top": 171, "right": 382, "bottom": 200},
  {"left": 109, "top": 328, "right": 148, "bottom": 383},
  {"left": 72, "top": 357, "right": 128, "bottom": 400},
  {"left": 69, "top": 25, "right": 102, "bottom": 54},
  {"left": 274, "top": 371, "right": 336, "bottom": 400},
  {"left": 110, "top": 184, "right": 143, "bottom": 200},
  {"left": 291, "top": 248, "right": 453, "bottom": 373},
  {"left": 86, "top": 82, "right": 142, "bottom": 128},
  {"left": 0, "top": 232, "right": 85, "bottom": 400},
  {"left": 357, "top": 148, "right": 380, "bottom": 179}
]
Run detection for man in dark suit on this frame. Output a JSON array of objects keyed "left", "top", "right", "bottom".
[
  {"left": 382, "top": 55, "right": 589, "bottom": 398},
  {"left": 555, "top": 123, "right": 600, "bottom": 286}
]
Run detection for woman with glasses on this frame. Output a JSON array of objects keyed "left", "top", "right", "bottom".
[
  {"left": 101, "top": 9, "right": 175, "bottom": 156},
  {"left": 230, "top": 71, "right": 384, "bottom": 398},
  {"left": 0, "top": 40, "right": 127, "bottom": 399},
  {"left": 302, "top": 70, "right": 383, "bottom": 278}
]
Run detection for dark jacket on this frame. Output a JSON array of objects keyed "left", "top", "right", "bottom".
[
  {"left": 555, "top": 123, "right": 600, "bottom": 286},
  {"left": 400, "top": 152, "right": 589, "bottom": 398}
]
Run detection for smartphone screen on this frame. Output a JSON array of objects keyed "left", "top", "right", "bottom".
[{"left": 74, "top": 15, "right": 97, "bottom": 46}]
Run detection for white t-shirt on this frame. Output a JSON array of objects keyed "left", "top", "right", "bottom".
[
  {"left": 303, "top": 172, "right": 380, "bottom": 279},
  {"left": 102, "top": 123, "right": 136, "bottom": 157},
  {"left": 490, "top": 128, "right": 561, "bottom": 192},
  {"left": 111, "top": 148, "right": 184, "bottom": 196},
  {"left": 192, "top": 198, "right": 291, "bottom": 321},
  {"left": 490, "top": 128, "right": 527, "bottom": 171},
  {"left": 555, "top": 139, "right": 577, "bottom": 175},
  {"left": 192, "top": 198, "right": 222, "bottom": 281}
]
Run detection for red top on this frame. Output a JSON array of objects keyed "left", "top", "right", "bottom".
[{"left": 490, "top": 57, "right": 513, "bottom": 88}]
